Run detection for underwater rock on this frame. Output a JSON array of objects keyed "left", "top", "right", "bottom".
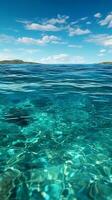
[
  {"left": 16, "top": 182, "right": 29, "bottom": 200},
  {"left": 27, "top": 141, "right": 42, "bottom": 153},
  {"left": 77, "top": 180, "right": 100, "bottom": 200},
  {"left": 0, "top": 131, "right": 9, "bottom": 147},
  {"left": 47, "top": 183, "right": 62, "bottom": 200},
  {"left": 0, "top": 168, "right": 20, "bottom": 200},
  {"left": 32, "top": 96, "right": 52, "bottom": 108},
  {"left": 15, "top": 152, "right": 48, "bottom": 171},
  {"left": 12, "top": 141, "right": 25, "bottom": 148},
  {"left": 62, "top": 188, "right": 69, "bottom": 197},
  {"left": 23, "top": 158, "right": 47, "bottom": 170},
  {"left": 4, "top": 107, "right": 31, "bottom": 127},
  {"left": 31, "top": 189, "right": 45, "bottom": 200}
]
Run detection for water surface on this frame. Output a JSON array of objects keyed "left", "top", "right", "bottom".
[{"left": 0, "top": 64, "right": 112, "bottom": 200}]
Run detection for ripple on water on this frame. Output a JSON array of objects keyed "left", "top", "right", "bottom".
[{"left": 0, "top": 64, "right": 112, "bottom": 200}]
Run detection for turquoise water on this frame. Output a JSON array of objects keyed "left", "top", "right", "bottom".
[{"left": 0, "top": 64, "right": 112, "bottom": 200}]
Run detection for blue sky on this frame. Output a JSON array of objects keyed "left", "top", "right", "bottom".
[{"left": 0, "top": 0, "right": 112, "bottom": 63}]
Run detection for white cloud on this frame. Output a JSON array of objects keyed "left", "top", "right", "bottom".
[
  {"left": 98, "top": 49, "right": 106, "bottom": 57},
  {"left": 86, "top": 21, "right": 91, "bottom": 25},
  {"left": 87, "top": 34, "right": 112, "bottom": 47},
  {"left": 47, "top": 14, "right": 69, "bottom": 25},
  {"left": 80, "top": 17, "right": 88, "bottom": 21},
  {"left": 0, "top": 34, "right": 61, "bottom": 46},
  {"left": 16, "top": 19, "right": 32, "bottom": 24},
  {"left": 70, "top": 17, "right": 88, "bottom": 26},
  {"left": 98, "top": 53, "right": 104, "bottom": 57},
  {"left": 0, "top": 50, "right": 85, "bottom": 64},
  {"left": 21, "top": 15, "right": 69, "bottom": 32},
  {"left": 94, "top": 13, "right": 102, "bottom": 18},
  {"left": 69, "top": 27, "right": 91, "bottom": 36},
  {"left": 70, "top": 21, "right": 79, "bottom": 25},
  {"left": 100, "top": 49, "right": 106, "bottom": 53},
  {"left": 68, "top": 44, "right": 82, "bottom": 48},
  {"left": 99, "top": 13, "right": 112, "bottom": 27},
  {"left": 17, "top": 35, "right": 61, "bottom": 45},
  {"left": 18, "top": 15, "right": 92, "bottom": 35},
  {"left": 39, "top": 54, "right": 85, "bottom": 64},
  {"left": 25, "top": 23, "right": 61, "bottom": 31}
]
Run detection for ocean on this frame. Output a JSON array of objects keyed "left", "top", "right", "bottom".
[{"left": 0, "top": 63, "right": 112, "bottom": 200}]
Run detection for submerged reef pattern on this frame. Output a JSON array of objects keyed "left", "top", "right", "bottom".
[{"left": 0, "top": 64, "right": 112, "bottom": 200}]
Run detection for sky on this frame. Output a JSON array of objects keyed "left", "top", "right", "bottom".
[{"left": 0, "top": 0, "right": 112, "bottom": 64}]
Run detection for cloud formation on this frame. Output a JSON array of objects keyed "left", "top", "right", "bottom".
[
  {"left": 99, "top": 13, "right": 112, "bottom": 28},
  {"left": 1, "top": 10, "right": 112, "bottom": 63},
  {"left": 94, "top": 13, "right": 102, "bottom": 18},
  {"left": 18, "top": 14, "right": 92, "bottom": 37},
  {"left": 87, "top": 34, "right": 112, "bottom": 47},
  {"left": 21, "top": 15, "right": 69, "bottom": 32},
  {"left": 39, "top": 54, "right": 85, "bottom": 64},
  {"left": 26, "top": 23, "right": 61, "bottom": 31},
  {"left": 100, "top": 49, "right": 106, "bottom": 53},
  {"left": 17, "top": 35, "right": 61, "bottom": 45},
  {"left": 69, "top": 27, "right": 91, "bottom": 36},
  {"left": 98, "top": 49, "right": 106, "bottom": 57},
  {"left": 68, "top": 44, "right": 82, "bottom": 48},
  {"left": 47, "top": 14, "right": 69, "bottom": 24}
]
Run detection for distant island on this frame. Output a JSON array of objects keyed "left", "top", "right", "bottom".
[
  {"left": 100, "top": 62, "right": 112, "bottom": 65},
  {"left": 0, "top": 59, "right": 38, "bottom": 64},
  {"left": 0, "top": 59, "right": 112, "bottom": 65}
]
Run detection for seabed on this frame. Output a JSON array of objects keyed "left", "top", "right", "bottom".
[{"left": 0, "top": 64, "right": 112, "bottom": 200}]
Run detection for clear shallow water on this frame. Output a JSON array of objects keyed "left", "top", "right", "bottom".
[{"left": 0, "top": 64, "right": 112, "bottom": 200}]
